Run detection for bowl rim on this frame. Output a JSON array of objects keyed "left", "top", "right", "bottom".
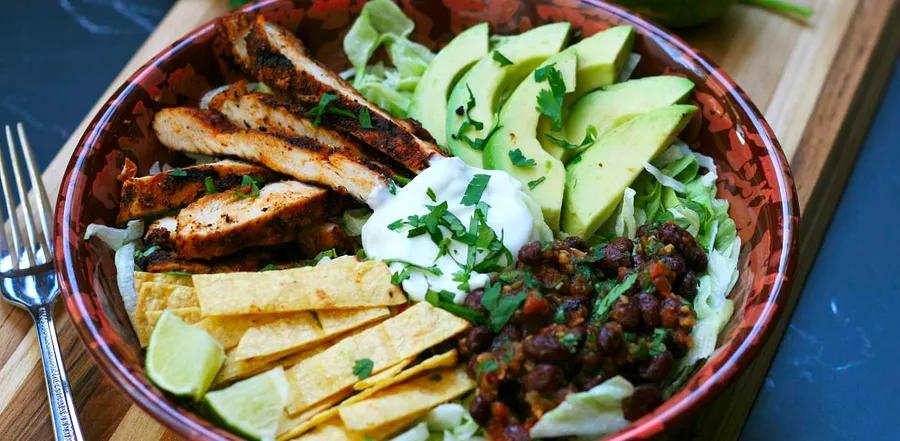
[{"left": 54, "top": 1, "right": 799, "bottom": 440}]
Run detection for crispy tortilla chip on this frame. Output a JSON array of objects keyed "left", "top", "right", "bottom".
[
  {"left": 279, "top": 352, "right": 454, "bottom": 440},
  {"left": 232, "top": 308, "right": 390, "bottom": 361},
  {"left": 134, "top": 271, "right": 193, "bottom": 289},
  {"left": 277, "top": 391, "right": 352, "bottom": 440},
  {"left": 135, "top": 282, "right": 199, "bottom": 346},
  {"left": 352, "top": 357, "right": 413, "bottom": 391},
  {"left": 285, "top": 303, "right": 469, "bottom": 415},
  {"left": 145, "top": 307, "right": 201, "bottom": 330},
  {"left": 215, "top": 345, "right": 323, "bottom": 387},
  {"left": 194, "top": 314, "right": 284, "bottom": 350},
  {"left": 293, "top": 414, "right": 423, "bottom": 441},
  {"left": 193, "top": 256, "right": 405, "bottom": 316},
  {"left": 339, "top": 367, "right": 474, "bottom": 432}
]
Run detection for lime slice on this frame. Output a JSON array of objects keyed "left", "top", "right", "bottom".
[
  {"left": 145, "top": 310, "right": 225, "bottom": 401},
  {"left": 203, "top": 367, "right": 290, "bottom": 441}
]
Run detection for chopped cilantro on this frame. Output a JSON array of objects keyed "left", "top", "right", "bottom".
[
  {"left": 306, "top": 92, "right": 354, "bottom": 126},
  {"left": 480, "top": 281, "right": 527, "bottom": 332},
  {"left": 232, "top": 175, "right": 262, "bottom": 198},
  {"left": 425, "top": 289, "right": 487, "bottom": 323},
  {"left": 544, "top": 125, "right": 598, "bottom": 150},
  {"left": 478, "top": 359, "right": 498, "bottom": 373},
  {"left": 167, "top": 169, "right": 187, "bottom": 177},
  {"left": 559, "top": 332, "right": 579, "bottom": 353},
  {"left": 137, "top": 245, "right": 159, "bottom": 258},
  {"left": 391, "top": 267, "right": 410, "bottom": 285},
  {"left": 592, "top": 273, "right": 638, "bottom": 322},
  {"left": 384, "top": 259, "right": 443, "bottom": 277},
  {"left": 387, "top": 178, "right": 398, "bottom": 195},
  {"left": 527, "top": 176, "right": 546, "bottom": 190},
  {"left": 461, "top": 174, "right": 491, "bottom": 206},
  {"left": 508, "top": 149, "right": 536, "bottom": 167},
  {"left": 163, "top": 271, "right": 191, "bottom": 277},
  {"left": 203, "top": 176, "right": 216, "bottom": 194},
  {"left": 649, "top": 328, "right": 669, "bottom": 356},
  {"left": 394, "top": 175, "right": 412, "bottom": 185},
  {"left": 492, "top": 50, "right": 513, "bottom": 66},
  {"left": 426, "top": 187, "right": 437, "bottom": 202},
  {"left": 534, "top": 64, "right": 567, "bottom": 131},
  {"left": 311, "top": 249, "right": 338, "bottom": 264},
  {"left": 259, "top": 264, "right": 279, "bottom": 272},
  {"left": 352, "top": 358, "right": 374, "bottom": 380},
  {"left": 358, "top": 107, "right": 373, "bottom": 129}
]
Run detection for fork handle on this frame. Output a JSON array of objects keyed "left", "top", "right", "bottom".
[{"left": 31, "top": 305, "right": 84, "bottom": 441}]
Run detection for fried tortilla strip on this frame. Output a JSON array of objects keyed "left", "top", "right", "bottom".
[
  {"left": 193, "top": 256, "right": 405, "bottom": 316},
  {"left": 277, "top": 393, "right": 350, "bottom": 440},
  {"left": 134, "top": 282, "right": 198, "bottom": 346},
  {"left": 339, "top": 367, "right": 474, "bottom": 432},
  {"left": 231, "top": 308, "right": 390, "bottom": 361},
  {"left": 134, "top": 271, "right": 193, "bottom": 289},
  {"left": 221, "top": 15, "right": 444, "bottom": 173},
  {"left": 145, "top": 307, "right": 202, "bottom": 331},
  {"left": 284, "top": 302, "right": 470, "bottom": 415},
  {"left": 174, "top": 180, "right": 334, "bottom": 259},
  {"left": 352, "top": 358, "right": 413, "bottom": 391},
  {"left": 291, "top": 414, "right": 423, "bottom": 441},
  {"left": 117, "top": 159, "right": 278, "bottom": 224},
  {"left": 193, "top": 314, "right": 284, "bottom": 350},
  {"left": 278, "top": 352, "right": 454, "bottom": 440},
  {"left": 153, "top": 108, "right": 391, "bottom": 200}
]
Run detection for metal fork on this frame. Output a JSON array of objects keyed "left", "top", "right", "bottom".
[{"left": 0, "top": 124, "right": 83, "bottom": 441}]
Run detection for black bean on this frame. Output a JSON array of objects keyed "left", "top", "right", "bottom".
[
  {"left": 599, "top": 238, "right": 634, "bottom": 275},
  {"left": 459, "top": 325, "right": 493, "bottom": 357},
  {"left": 517, "top": 241, "right": 542, "bottom": 264},
  {"left": 639, "top": 351, "right": 675, "bottom": 381},
  {"left": 468, "top": 394, "right": 492, "bottom": 426},
  {"left": 657, "top": 221, "right": 707, "bottom": 271},
  {"left": 521, "top": 364, "right": 565, "bottom": 393},
  {"left": 622, "top": 384, "right": 662, "bottom": 421},
  {"left": 678, "top": 270, "right": 699, "bottom": 300},
  {"left": 598, "top": 322, "right": 624, "bottom": 353},
  {"left": 563, "top": 236, "right": 588, "bottom": 251},
  {"left": 660, "top": 297, "right": 682, "bottom": 329},
  {"left": 523, "top": 335, "right": 570, "bottom": 362},
  {"left": 637, "top": 292, "right": 661, "bottom": 328},
  {"left": 464, "top": 288, "right": 488, "bottom": 313},
  {"left": 610, "top": 298, "right": 641, "bottom": 329}
]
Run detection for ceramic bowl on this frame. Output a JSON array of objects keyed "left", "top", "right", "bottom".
[{"left": 54, "top": 0, "right": 799, "bottom": 439}]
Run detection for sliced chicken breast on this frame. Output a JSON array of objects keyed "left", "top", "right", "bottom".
[
  {"left": 153, "top": 107, "right": 391, "bottom": 201},
  {"left": 221, "top": 14, "right": 444, "bottom": 173},
  {"left": 117, "top": 159, "right": 279, "bottom": 224},
  {"left": 174, "top": 180, "right": 337, "bottom": 258}
]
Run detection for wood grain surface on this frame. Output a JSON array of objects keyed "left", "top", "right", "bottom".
[{"left": 2, "top": 0, "right": 897, "bottom": 440}]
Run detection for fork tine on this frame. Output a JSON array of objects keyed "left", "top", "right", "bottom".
[
  {"left": 16, "top": 123, "right": 53, "bottom": 260},
  {"left": 0, "top": 127, "right": 23, "bottom": 269},
  {"left": 5, "top": 125, "right": 41, "bottom": 266}
]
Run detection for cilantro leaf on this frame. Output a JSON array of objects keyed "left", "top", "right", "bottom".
[
  {"left": 168, "top": 169, "right": 187, "bottom": 177},
  {"left": 426, "top": 187, "right": 437, "bottom": 202},
  {"left": 393, "top": 175, "right": 412, "bottom": 185},
  {"left": 508, "top": 149, "right": 536, "bottom": 167},
  {"left": 461, "top": 174, "right": 491, "bottom": 206},
  {"left": 358, "top": 107, "right": 373, "bottom": 129},
  {"left": 492, "top": 50, "right": 513, "bottom": 66},
  {"left": 352, "top": 358, "right": 374, "bottom": 379},
  {"left": 544, "top": 125, "right": 598, "bottom": 150},
  {"left": 232, "top": 175, "right": 262, "bottom": 198},
  {"left": 559, "top": 332, "right": 580, "bottom": 353},
  {"left": 649, "top": 328, "right": 669, "bottom": 356},
  {"left": 480, "top": 281, "right": 526, "bottom": 332},
  {"left": 534, "top": 64, "right": 567, "bottom": 131},
  {"left": 203, "top": 176, "right": 216, "bottom": 194},
  {"left": 306, "top": 92, "right": 354, "bottom": 126},
  {"left": 592, "top": 273, "right": 638, "bottom": 322},
  {"left": 527, "top": 176, "right": 546, "bottom": 190},
  {"left": 425, "top": 289, "right": 487, "bottom": 323},
  {"left": 387, "top": 178, "right": 398, "bottom": 195},
  {"left": 478, "top": 359, "right": 499, "bottom": 373}
]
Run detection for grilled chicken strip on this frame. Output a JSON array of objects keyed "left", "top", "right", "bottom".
[
  {"left": 141, "top": 216, "right": 354, "bottom": 273},
  {"left": 153, "top": 107, "right": 391, "bottom": 201},
  {"left": 174, "top": 180, "right": 337, "bottom": 258},
  {"left": 221, "top": 14, "right": 444, "bottom": 172},
  {"left": 117, "top": 159, "right": 279, "bottom": 225}
]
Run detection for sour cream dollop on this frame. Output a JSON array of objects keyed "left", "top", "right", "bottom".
[{"left": 363, "top": 157, "right": 550, "bottom": 303}]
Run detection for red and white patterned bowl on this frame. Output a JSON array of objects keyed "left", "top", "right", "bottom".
[{"left": 54, "top": 1, "right": 799, "bottom": 439}]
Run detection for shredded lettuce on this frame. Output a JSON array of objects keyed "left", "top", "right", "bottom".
[
  {"left": 344, "top": 0, "right": 433, "bottom": 117},
  {"left": 387, "top": 403, "right": 484, "bottom": 441},
  {"left": 340, "top": 208, "right": 373, "bottom": 237},
  {"left": 530, "top": 376, "right": 634, "bottom": 439},
  {"left": 85, "top": 220, "right": 145, "bottom": 328}
]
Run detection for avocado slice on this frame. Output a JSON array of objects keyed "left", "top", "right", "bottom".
[
  {"left": 445, "top": 22, "right": 571, "bottom": 168},
  {"left": 569, "top": 25, "right": 635, "bottom": 98},
  {"left": 546, "top": 76, "right": 695, "bottom": 162},
  {"left": 483, "top": 50, "right": 578, "bottom": 230},
  {"left": 409, "top": 23, "right": 489, "bottom": 144},
  {"left": 561, "top": 104, "right": 697, "bottom": 237}
]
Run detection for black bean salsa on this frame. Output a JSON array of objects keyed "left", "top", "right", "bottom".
[{"left": 454, "top": 221, "right": 708, "bottom": 441}]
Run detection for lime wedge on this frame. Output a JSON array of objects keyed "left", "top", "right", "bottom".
[
  {"left": 145, "top": 310, "right": 225, "bottom": 401},
  {"left": 203, "top": 367, "right": 290, "bottom": 441}
]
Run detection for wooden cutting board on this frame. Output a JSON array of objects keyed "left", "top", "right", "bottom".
[{"left": 1, "top": 0, "right": 897, "bottom": 440}]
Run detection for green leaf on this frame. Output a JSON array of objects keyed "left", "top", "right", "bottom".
[
  {"left": 527, "top": 176, "right": 546, "bottom": 190},
  {"left": 163, "top": 271, "right": 192, "bottom": 277},
  {"left": 534, "top": 64, "right": 567, "bottom": 131},
  {"left": 387, "top": 178, "right": 398, "bottom": 195},
  {"left": 478, "top": 359, "right": 498, "bottom": 373},
  {"left": 352, "top": 358, "right": 374, "bottom": 380},
  {"left": 461, "top": 174, "right": 491, "bottom": 206},
  {"left": 167, "top": 169, "right": 187, "bottom": 177},
  {"left": 492, "top": 50, "right": 513, "bottom": 66},
  {"left": 425, "top": 290, "right": 487, "bottom": 324},
  {"left": 232, "top": 175, "right": 261, "bottom": 198},
  {"left": 203, "top": 176, "right": 216, "bottom": 194},
  {"left": 592, "top": 273, "right": 637, "bottom": 322},
  {"left": 358, "top": 107, "right": 373, "bottom": 129},
  {"left": 480, "top": 281, "right": 526, "bottom": 333},
  {"left": 508, "top": 149, "right": 536, "bottom": 167},
  {"left": 305, "top": 92, "right": 354, "bottom": 126},
  {"left": 259, "top": 264, "right": 279, "bottom": 272},
  {"left": 544, "top": 125, "right": 598, "bottom": 150},
  {"left": 426, "top": 187, "right": 437, "bottom": 202}
]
